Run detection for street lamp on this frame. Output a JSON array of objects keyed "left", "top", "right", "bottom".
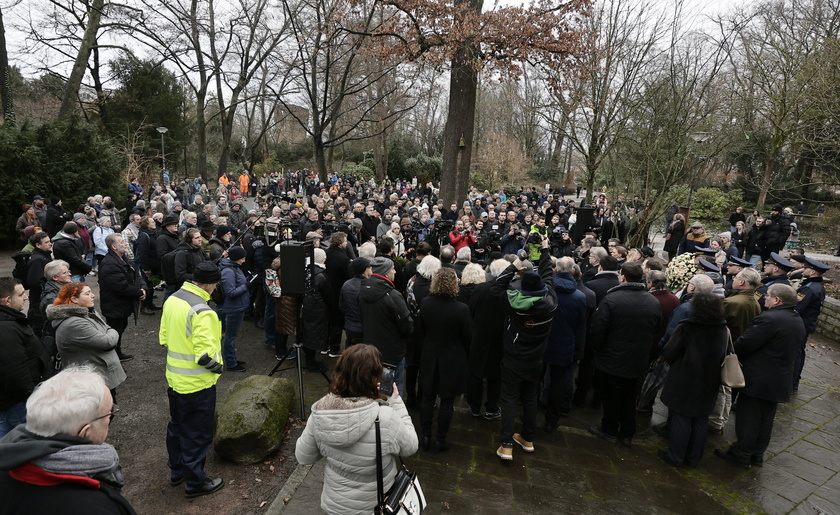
[{"left": 157, "top": 126, "right": 168, "bottom": 182}]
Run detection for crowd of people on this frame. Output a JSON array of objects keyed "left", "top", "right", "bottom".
[{"left": 0, "top": 170, "right": 831, "bottom": 513}]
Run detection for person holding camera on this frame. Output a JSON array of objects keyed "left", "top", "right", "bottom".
[
  {"left": 295, "top": 344, "right": 418, "bottom": 515},
  {"left": 448, "top": 220, "right": 476, "bottom": 253}
]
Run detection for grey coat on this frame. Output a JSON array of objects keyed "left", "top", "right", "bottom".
[{"left": 46, "top": 304, "right": 125, "bottom": 389}]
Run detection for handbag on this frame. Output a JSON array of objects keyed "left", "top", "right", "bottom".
[
  {"left": 636, "top": 357, "right": 670, "bottom": 412},
  {"left": 375, "top": 416, "right": 426, "bottom": 514},
  {"left": 721, "top": 329, "right": 746, "bottom": 388}
]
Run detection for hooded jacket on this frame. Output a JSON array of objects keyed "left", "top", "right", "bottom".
[
  {"left": 0, "top": 426, "right": 136, "bottom": 514},
  {"left": 358, "top": 275, "right": 413, "bottom": 365},
  {"left": 491, "top": 249, "right": 558, "bottom": 371},
  {"left": 295, "top": 394, "right": 417, "bottom": 515},
  {"left": 217, "top": 257, "right": 249, "bottom": 314},
  {"left": 545, "top": 273, "right": 587, "bottom": 366},
  {"left": 52, "top": 232, "right": 92, "bottom": 277},
  {"left": 46, "top": 305, "right": 125, "bottom": 390}
]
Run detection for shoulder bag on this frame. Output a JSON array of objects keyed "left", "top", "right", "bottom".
[
  {"left": 721, "top": 329, "right": 746, "bottom": 388},
  {"left": 375, "top": 415, "right": 426, "bottom": 514}
]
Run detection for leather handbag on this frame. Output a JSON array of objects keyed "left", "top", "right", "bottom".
[
  {"left": 375, "top": 416, "right": 426, "bottom": 514},
  {"left": 721, "top": 329, "right": 745, "bottom": 388}
]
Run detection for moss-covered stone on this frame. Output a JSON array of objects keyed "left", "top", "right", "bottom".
[{"left": 214, "top": 375, "right": 295, "bottom": 465}]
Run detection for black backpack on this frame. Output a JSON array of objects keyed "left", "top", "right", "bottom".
[{"left": 11, "top": 251, "right": 33, "bottom": 286}]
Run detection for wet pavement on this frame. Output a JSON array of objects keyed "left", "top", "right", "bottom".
[{"left": 270, "top": 330, "right": 840, "bottom": 515}]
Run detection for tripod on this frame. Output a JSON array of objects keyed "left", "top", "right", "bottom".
[{"left": 268, "top": 296, "right": 330, "bottom": 420}]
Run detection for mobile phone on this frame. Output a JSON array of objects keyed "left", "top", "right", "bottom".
[{"left": 379, "top": 366, "right": 395, "bottom": 398}]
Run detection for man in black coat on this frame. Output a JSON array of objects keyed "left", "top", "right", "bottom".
[
  {"left": 588, "top": 262, "right": 662, "bottom": 447},
  {"left": 358, "top": 257, "right": 413, "bottom": 389},
  {"left": 44, "top": 197, "right": 73, "bottom": 238},
  {"left": 584, "top": 255, "right": 620, "bottom": 306},
  {"left": 0, "top": 278, "right": 49, "bottom": 438},
  {"left": 98, "top": 234, "right": 146, "bottom": 361},
  {"left": 492, "top": 239, "right": 558, "bottom": 461},
  {"left": 716, "top": 284, "right": 805, "bottom": 469},
  {"left": 23, "top": 232, "right": 54, "bottom": 333},
  {"left": 324, "top": 233, "right": 352, "bottom": 357},
  {"left": 51, "top": 223, "right": 92, "bottom": 282},
  {"left": 761, "top": 205, "right": 791, "bottom": 260},
  {"left": 155, "top": 216, "right": 181, "bottom": 300}
]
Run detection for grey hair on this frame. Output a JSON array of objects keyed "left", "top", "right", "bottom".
[
  {"left": 26, "top": 366, "right": 106, "bottom": 438},
  {"left": 358, "top": 241, "right": 377, "bottom": 259},
  {"left": 767, "top": 283, "right": 797, "bottom": 305},
  {"left": 416, "top": 255, "right": 442, "bottom": 280},
  {"left": 590, "top": 246, "right": 608, "bottom": 261},
  {"left": 646, "top": 270, "right": 667, "bottom": 290},
  {"left": 105, "top": 232, "right": 123, "bottom": 249},
  {"left": 456, "top": 246, "right": 472, "bottom": 261},
  {"left": 688, "top": 274, "right": 714, "bottom": 293},
  {"left": 489, "top": 259, "right": 509, "bottom": 278},
  {"left": 555, "top": 256, "right": 575, "bottom": 274},
  {"left": 461, "top": 263, "right": 486, "bottom": 285},
  {"left": 44, "top": 259, "right": 69, "bottom": 280},
  {"left": 737, "top": 268, "right": 761, "bottom": 288}
]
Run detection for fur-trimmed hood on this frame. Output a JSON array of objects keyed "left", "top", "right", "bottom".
[
  {"left": 308, "top": 393, "right": 380, "bottom": 448},
  {"left": 45, "top": 304, "right": 93, "bottom": 321}
]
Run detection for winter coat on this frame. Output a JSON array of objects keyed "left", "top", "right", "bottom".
[
  {"left": 744, "top": 225, "right": 766, "bottom": 257},
  {"left": 97, "top": 251, "right": 143, "bottom": 320},
  {"left": 92, "top": 226, "right": 114, "bottom": 257},
  {"left": 796, "top": 277, "right": 826, "bottom": 335},
  {"left": 301, "top": 266, "right": 334, "bottom": 351},
  {"left": 275, "top": 295, "right": 300, "bottom": 335},
  {"left": 44, "top": 204, "right": 71, "bottom": 237},
  {"left": 358, "top": 275, "right": 413, "bottom": 365},
  {"left": 545, "top": 273, "right": 587, "bottom": 366},
  {"left": 217, "top": 258, "right": 250, "bottom": 314},
  {"left": 585, "top": 271, "right": 620, "bottom": 306},
  {"left": 134, "top": 228, "right": 158, "bottom": 273},
  {"left": 490, "top": 249, "right": 558, "bottom": 373},
  {"left": 661, "top": 316, "right": 728, "bottom": 417},
  {"left": 325, "top": 247, "right": 352, "bottom": 299},
  {"left": 0, "top": 306, "right": 48, "bottom": 411},
  {"left": 677, "top": 230, "right": 710, "bottom": 255},
  {"left": 469, "top": 279, "right": 505, "bottom": 379},
  {"left": 46, "top": 304, "right": 125, "bottom": 390},
  {"left": 0, "top": 427, "right": 137, "bottom": 515},
  {"left": 764, "top": 212, "right": 792, "bottom": 251},
  {"left": 172, "top": 242, "right": 209, "bottom": 287},
  {"left": 590, "top": 282, "right": 662, "bottom": 379},
  {"left": 735, "top": 305, "right": 805, "bottom": 403},
  {"left": 39, "top": 280, "right": 63, "bottom": 321},
  {"left": 416, "top": 295, "right": 472, "bottom": 398},
  {"left": 207, "top": 237, "right": 229, "bottom": 261},
  {"left": 295, "top": 394, "right": 418, "bottom": 515},
  {"left": 339, "top": 277, "right": 364, "bottom": 333},
  {"left": 722, "top": 289, "right": 761, "bottom": 340},
  {"left": 663, "top": 220, "right": 685, "bottom": 257},
  {"left": 731, "top": 229, "right": 747, "bottom": 258},
  {"left": 52, "top": 232, "right": 92, "bottom": 277},
  {"left": 650, "top": 289, "right": 681, "bottom": 357}
]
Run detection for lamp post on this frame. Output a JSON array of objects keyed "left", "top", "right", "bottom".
[{"left": 157, "top": 126, "right": 168, "bottom": 182}]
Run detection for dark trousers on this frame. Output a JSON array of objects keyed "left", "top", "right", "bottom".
[
  {"left": 328, "top": 314, "right": 344, "bottom": 354},
  {"left": 466, "top": 373, "right": 501, "bottom": 413},
  {"left": 345, "top": 330, "right": 364, "bottom": 347},
  {"left": 731, "top": 394, "right": 778, "bottom": 463},
  {"left": 106, "top": 316, "right": 129, "bottom": 355},
  {"left": 140, "top": 271, "right": 155, "bottom": 308},
  {"left": 166, "top": 386, "right": 216, "bottom": 488},
  {"left": 545, "top": 363, "right": 576, "bottom": 426},
  {"left": 499, "top": 363, "right": 540, "bottom": 444},
  {"left": 666, "top": 412, "right": 708, "bottom": 466},
  {"left": 792, "top": 337, "right": 807, "bottom": 390},
  {"left": 595, "top": 369, "right": 638, "bottom": 438},
  {"left": 573, "top": 345, "right": 597, "bottom": 406},
  {"left": 420, "top": 394, "right": 455, "bottom": 441}
]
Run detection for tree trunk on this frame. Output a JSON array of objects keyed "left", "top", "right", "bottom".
[
  {"left": 190, "top": 0, "right": 209, "bottom": 180},
  {"left": 314, "top": 136, "right": 328, "bottom": 183},
  {"left": 59, "top": 0, "right": 104, "bottom": 119},
  {"left": 440, "top": 0, "right": 481, "bottom": 205},
  {"left": 374, "top": 121, "right": 386, "bottom": 180},
  {"left": 0, "top": 7, "right": 14, "bottom": 125},
  {"left": 756, "top": 147, "right": 778, "bottom": 209}
]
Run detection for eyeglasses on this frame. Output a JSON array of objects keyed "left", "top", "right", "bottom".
[{"left": 90, "top": 405, "right": 120, "bottom": 425}]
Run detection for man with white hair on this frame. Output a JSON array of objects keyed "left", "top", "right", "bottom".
[{"left": 0, "top": 366, "right": 136, "bottom": 513}]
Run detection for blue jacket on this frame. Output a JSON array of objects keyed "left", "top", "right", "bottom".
[
  {"left": 545, "top": 273, "right": 587, "bottom": 366},
  {"left": 218, "top": 258, "right": 250, "bottom": 313},
  {"left": 339, "top": 276, "right": 364, "bottom": 333}
]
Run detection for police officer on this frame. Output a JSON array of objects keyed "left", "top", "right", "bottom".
[
  {"left": 755, "top": 252, "right": 795, "bottom": 310},
  {"left": 723, "top": 256, "right": 753, "bottom": 290},
  {"left": 792, "top": 257, "right": 829, "bottom": 392},
  {"left": 160, "top": 261, "right": 225, "bottom": 498}
]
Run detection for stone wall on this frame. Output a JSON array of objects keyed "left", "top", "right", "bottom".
[{"left": 817, "top": 297, "right": 840, "bottom": 342}]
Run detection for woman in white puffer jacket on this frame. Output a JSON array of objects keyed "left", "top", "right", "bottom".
[{"left": 295, "top": 344, "right": 418, "bottom": 515}]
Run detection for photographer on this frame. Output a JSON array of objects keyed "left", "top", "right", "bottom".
[
  {"left": 449, "top": 220, "right": 476, "bottom": 253},
  {"left": 550, "top": 227, "right": 575, "bottom": 258},
  {"left": 500, "top": 224, "right": 526, "bottom": 255}
]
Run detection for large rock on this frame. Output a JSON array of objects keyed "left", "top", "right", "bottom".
[{"left": 214, "top": 375, "right": 295, "bottom": 465}]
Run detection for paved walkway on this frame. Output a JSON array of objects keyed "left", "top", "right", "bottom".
[{"left": 268, "top": 332, "right": 840, "bottom": 514}]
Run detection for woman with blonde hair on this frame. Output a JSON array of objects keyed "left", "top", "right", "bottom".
[
  {"left": 458, "top": 263, "right": 485, "bottom": 305},
  {"left": 416, "top": 268, "right": 472, "bottom": 451}
]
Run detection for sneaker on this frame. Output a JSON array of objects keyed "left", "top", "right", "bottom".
[
  {"left": 513, "top": 433, "right": 534, "bottom": 453},
  {"left": 227, "top": 364, "right": 247, "bottom": 372},
  {"left": 496, "top": 443, "right": 513, "bottom": 461},
  {"left": 328, "top": 351, "right": 342, "bottom": 358},
  {"left": 319, "top": 350, "right": 329, "bottom": 355},
  {"left": 276, "top": 351, "right": 297, "bottom": 361},
  {"left": 484, "top": 408, "right": 502, "bottom": 420},
  {"left": 468, "top": 406, "right": 482, "bottom": 418}
]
